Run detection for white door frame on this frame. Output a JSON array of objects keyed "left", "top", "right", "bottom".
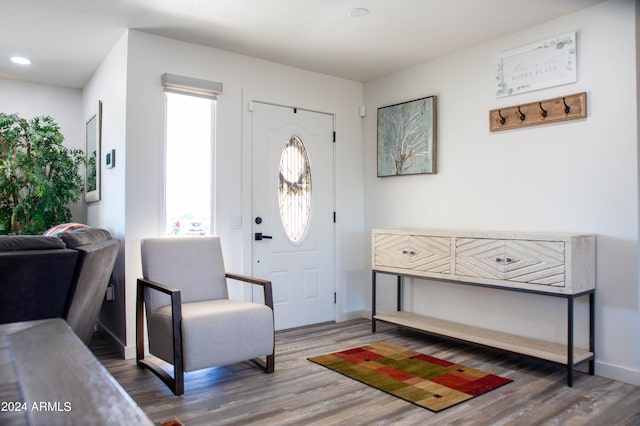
[{"left": 241, "top": 93, "right": 336, "bottom": 325}]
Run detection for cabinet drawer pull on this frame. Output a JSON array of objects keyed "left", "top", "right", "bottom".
[
  {"left": 402, "top": 250, "right": 416, "bottom": 255},
  {"left": 496, "top": 257, "right": 513, "bottom": 263}
]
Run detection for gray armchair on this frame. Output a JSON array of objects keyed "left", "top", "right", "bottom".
[{"left": 136, "top": 236, "right": 275, "bottom": 395}]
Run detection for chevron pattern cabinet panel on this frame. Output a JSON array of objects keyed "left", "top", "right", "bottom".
[
  {"left": 374, "top": 233, "right": 452, "bottom": 275},
  {"left": 373, "top": 233, "right": 411, "bottom": 269},
  {"left": 409, "top": 236, "right": 451, "bottom": 274},
  {"left": 455, "top": 238, "right": 565, "bottom": 287}
]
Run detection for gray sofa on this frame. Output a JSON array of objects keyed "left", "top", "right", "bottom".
[{"left": 0, "top": 228, "right": 119, "bottom": 344}]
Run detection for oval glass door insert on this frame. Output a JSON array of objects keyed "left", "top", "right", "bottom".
[{"left": 278, "top": 135, "right": 312, "bottom": 242}]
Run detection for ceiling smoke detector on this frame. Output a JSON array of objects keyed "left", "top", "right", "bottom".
[{"left": 349, "top": 8, "right": 370, "bottom": 18}]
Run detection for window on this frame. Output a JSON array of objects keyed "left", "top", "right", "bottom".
[
  {"left": 278, "top": 135, "right": 312, "bottom": 242},
  {"left": 164, "top": 92, "right": 214, "bottom": 236},
  {"left": 162, "top": 74, "right": 222, "bottom": 237}
]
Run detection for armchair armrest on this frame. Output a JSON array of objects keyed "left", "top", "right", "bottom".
[
  {"left": 137, "top": 277, "right": 180, "bottom": 296},
  {"left": 226, "top": 273, "right": 274, "bottom": 311},
  {"left": 136, "top": 278, "right": 184, "bottom": 395}
]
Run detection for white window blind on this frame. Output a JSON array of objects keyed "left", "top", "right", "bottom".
[{"left": 161, "top": 73, "right": 223, "bottom": 99}]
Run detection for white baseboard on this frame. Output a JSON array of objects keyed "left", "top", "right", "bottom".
[
  {"left": 123, "top": 344, "right": 137, "bottom": 360},
  {"left": 339, "top": 309, "right": 368, "bottom": 322},
  {"left": 95, "top": 321, "right": 137, "bottom": 360},
  {"left": 95, "top": 321, "right": 125, "bottom": 357},
  {"left": 595, "top": 360, "right": 640, "bottom": 386}
]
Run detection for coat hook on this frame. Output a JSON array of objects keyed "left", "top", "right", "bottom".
[
  {"left": 498, "top": 110, "right": 506, "bottom": 125},
  {"left": 539, "top": 102, "right": 548, "bottom": 118},
  {"left": 517, "top": 106, "right": 526, "bottom": 121},
  {"left": 563, "top": 97, "right": 571, "bottom": 114}
]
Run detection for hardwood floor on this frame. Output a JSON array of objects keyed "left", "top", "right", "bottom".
[{"left": 91, "top": 319, "right": 640, "bottom": 425}]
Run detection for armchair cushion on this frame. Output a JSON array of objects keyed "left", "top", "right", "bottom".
[
  {"left": 148, "top": 299, "right": 274, "bottom": 372},
  {"left": 141, "top": 237, "right": 228, "bottom": 313}
]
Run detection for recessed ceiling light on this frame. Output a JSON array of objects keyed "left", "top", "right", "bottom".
[
  {"left": 349, "top": 8, "right": 370, "bottom": 18},
  {"left": 11, "top": 56, "right": 31, "bottom": 65}
]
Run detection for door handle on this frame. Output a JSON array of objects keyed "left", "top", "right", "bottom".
[{"left": 255, "top": 232, "right": 273, "bottom": 241}]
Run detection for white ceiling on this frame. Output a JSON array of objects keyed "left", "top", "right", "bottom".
[{"left": 1, "top": 0, "right": 606, "bottom": 88}]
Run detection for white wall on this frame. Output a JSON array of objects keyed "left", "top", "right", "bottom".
[
  {"left": 363, "top": 0, "right": 638, "bottom": 385},
  {"left": 81, "top": 32, "right": 129, "bottom": 346},
  {"left": 636, "top": 0, "right": 640, "bottom": 375},
  {"left": 107, "top": 30, "right": 365, "bottom": 356},
  {"left": 0, "top": 79, "right": 84, "bottom": 223}
]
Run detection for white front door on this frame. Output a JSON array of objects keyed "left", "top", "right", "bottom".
[{"left": 251, "top": 101, "right": 335, "bottom": 330}]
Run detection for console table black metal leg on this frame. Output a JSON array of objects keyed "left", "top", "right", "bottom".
[
  {"left": 589, "top": 291, "right": 595, "bottom": 375},
  {"left": 397, "top": 275, "right": 402, "bottom": 311},
  {"left": 567, "top": 296, "right": 574, "bottom": 387},
  {"left": 372, "top": 271, "right": 377, "bottom": 333}
]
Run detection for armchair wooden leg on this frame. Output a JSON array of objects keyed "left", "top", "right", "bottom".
[
  {"left": 173, "top": 362, "right": 184, "bottom": 395},
  {"left": 266, "top": 353, "right": 275, "bottom": 373},
  {"left": 138, "top": 359, "right": 184, "bottom": 396},
  {"left": 250, "top": 352, "right": 275, "bottom": 374}
]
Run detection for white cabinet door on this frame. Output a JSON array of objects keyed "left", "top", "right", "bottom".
[
  {"left": 408, "top": 236, "right": 451, "bottom": 274},
  {"left": 373, "top": 233, "right": 451, "bottom": 274}
]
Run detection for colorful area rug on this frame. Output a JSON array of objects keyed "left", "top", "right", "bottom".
[
  {"left": 160, "top": 418, "right": 184, "bottom": 426},
  {"left": 308, "top": 341, "right": 512, "bottom": 412}
]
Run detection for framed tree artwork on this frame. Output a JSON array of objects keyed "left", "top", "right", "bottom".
[{"left": 377, "top": 95, "right": 437, "bottom": 177}]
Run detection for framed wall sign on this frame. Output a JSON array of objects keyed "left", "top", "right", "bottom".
[
  {"left": 496, "top": 32, "right": 576, "bottom": 98},
  {"left": 377, "top": 96, "right": 437, "bottom": 177}
]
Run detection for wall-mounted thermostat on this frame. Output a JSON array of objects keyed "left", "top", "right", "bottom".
[{"left": 105, "top": 149, "right": 115, "bottom": 169}]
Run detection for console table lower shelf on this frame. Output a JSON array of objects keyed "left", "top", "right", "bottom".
[{"left": 373, "top": 310, "right": 594, "bottom": 386}]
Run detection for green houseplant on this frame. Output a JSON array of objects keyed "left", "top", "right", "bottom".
[{"left": 0, "top": 113, "right": 85, "bottom": 235}]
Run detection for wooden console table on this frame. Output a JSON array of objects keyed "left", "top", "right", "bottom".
[{"left": 371, "top": 228, "right": 596, "bottom": 387}]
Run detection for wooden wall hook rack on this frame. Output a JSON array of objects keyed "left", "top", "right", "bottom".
[{"left": 490, "top": 92, "right": 587, "bottom": 132}]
